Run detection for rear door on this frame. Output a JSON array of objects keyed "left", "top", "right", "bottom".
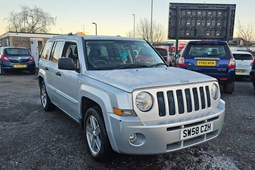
[
  {"left": 45, "top": 41, "right": 64, "bottom": 103},
  {"left": 183, "top": 42, "right": 231, "bottom": 76}
]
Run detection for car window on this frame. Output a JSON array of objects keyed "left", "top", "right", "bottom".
[
  {"left": 233, "top": 54, "right": 253, "bottom": 60},
  {"left": 84, "top": 40, "right": 165, "bottom": 70},
  {"left": 50, "top": 41, "right": 63, "bottom": 63},
  {"left": 62, "top": 41, "right": 79, "bottom": 68},
  {"left": 187, "top": 45, "right": 226, "bottom": 57},
  {"left": 41, "top": 41, "right": 53, "bottom": 60},
  {"left": 4, "top": 48, "right": 30, "bottom": 56},
  {"left": 155, "top": 48, "right": 167, "bottom": 56}
]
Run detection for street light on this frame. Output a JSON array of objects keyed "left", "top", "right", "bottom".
[
  {"left": 92, "top": 22, "right": 97, "bottom": 35},
  {"left": 132, "top": 14, "right": 136, "bottom": 38},
  {"left": 150, "top": 0, "right": 153, "bottom": 42}
]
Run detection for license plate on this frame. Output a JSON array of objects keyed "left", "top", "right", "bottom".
[
  {"left": 197, "top": 60, "right": 216, "bottom": 66},
  {"left": 236, "top": 69, "right": 246, "bottom": 73},
  {"left": 181, "top": 122, "right": 213, "bottom": 140},
  {"left": 13, "top": 64, "right": 27, "bottom": 68}
]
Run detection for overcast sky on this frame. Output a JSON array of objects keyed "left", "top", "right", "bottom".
[{"left": 0, "top": 0, "right": 254, "bottom": 39}]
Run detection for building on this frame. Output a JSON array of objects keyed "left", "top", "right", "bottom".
[{"left": 0, "top": 31, "right": 59, "bottom": 67}]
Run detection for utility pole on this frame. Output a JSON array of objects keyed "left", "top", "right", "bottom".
[{"left": 132, "top": 14, "right": 136, "bottom": 38}]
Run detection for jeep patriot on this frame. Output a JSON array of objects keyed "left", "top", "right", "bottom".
[{"left": 38, "top": 35, "right": 225, "bottom": 161}]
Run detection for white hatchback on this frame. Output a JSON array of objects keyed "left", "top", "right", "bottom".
[{"left": 232, "top": 51, "right": 254, "bottom": 76}]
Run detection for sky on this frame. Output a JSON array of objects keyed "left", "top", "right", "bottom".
[{"left": 0, "top": 0, "right": 254, "bottom": 39}]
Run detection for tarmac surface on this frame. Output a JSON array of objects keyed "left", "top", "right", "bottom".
[{"left": 0, "top": 71, "right": 254, "bottom": 170}]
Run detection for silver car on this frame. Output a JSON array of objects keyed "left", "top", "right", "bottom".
[{"left": 38, "top": 35, "right": 225, "bottom": 161}]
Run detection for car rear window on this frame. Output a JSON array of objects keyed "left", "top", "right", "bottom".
[
  {"left": 4, "top": 48, "right": 30, "bottom": 56},
  {"left": 155, "top": 48, "right": 167, "bottom": 56},
  {"left": 233, "top": 54, "right": 253, "bottom": 60},
  {"left": 187, "top": 45, "right": 226, "bottom": 57}
]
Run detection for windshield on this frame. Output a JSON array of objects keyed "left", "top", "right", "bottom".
[
  {"left": 84, "top": 40, "right": 165, "bottom": 70},
  {"left": 4, "top": 48, "right": 30, "bottom": 56}
]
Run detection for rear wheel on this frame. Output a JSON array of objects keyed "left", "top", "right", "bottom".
[
  {"left": 29, "top": 69, "right": 36, "bottom": 75},
  {"left": 224, "top": 81, "right": 235, "bottom": 94},
  {"left": 0, "top": 64, "right": 5, "bottom": 75},
  {"left": 84, "top": 106, "right": 112, "bottom": 161},
  {"left": 40, "top": 80, "right": 54, "bottom": 111}
]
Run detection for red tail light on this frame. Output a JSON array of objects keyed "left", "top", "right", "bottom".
[
  {"left": 252, "top": 58, "right": 255, "bottom": 66},
  {"left": 0, "top": 55, "right": 9, "bottom": 62},
  {"left": 177, "top": 56, "right": 186, "bottom": 67},
  {"left": 29, "top": 56, "right": 34, "bottom": 62},
  {"left": 228, "top": 57, "right": 236, "bottom": 69}
]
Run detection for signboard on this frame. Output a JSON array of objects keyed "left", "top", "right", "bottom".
[{"left": 168, "top": 3, "right": 236, "bottom": 41}]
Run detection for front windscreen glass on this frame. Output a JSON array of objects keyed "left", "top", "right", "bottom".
[{"left": 84, "top": 40, "right": 165, "bottom": 70}]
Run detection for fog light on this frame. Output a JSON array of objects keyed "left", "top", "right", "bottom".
[{"left": 129, "top": 133, "right": 138, "bottom": 143}]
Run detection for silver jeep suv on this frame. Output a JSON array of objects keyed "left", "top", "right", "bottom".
[{"left": 38, "top": 35, "right": 225, "bottom": 161}]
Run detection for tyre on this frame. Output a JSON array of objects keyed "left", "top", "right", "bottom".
[
  {"left": 224, "top": 81, "right": 235, "bottom": 94},
  {"left": 0, "top": 64, "right": 5, "bottom": 75},
  {"left": 84, "top": 106, "right": 112, "bottom": 161},
  {"left": 40, "top": 80, "right": 54, "bottom": 111},
  {"left": 29, "top": 69, "right": 36, "bottom": 75}
]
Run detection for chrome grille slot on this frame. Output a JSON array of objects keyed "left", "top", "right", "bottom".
[
  {"left": 199, "top": 87, "right": 206, "bottom": 109},
  {"left": 157, "top": 92, "right": 166, "bottom": 117},
  {"left": 176, "top": 90, "right": 184, "bottom": 114},
  {"left": 185, "top": 89, "right": 192, "bottom": 113},
  {"left": 167, "top": 91, "right": 175, "bottom": 115},
  {"left": 192, "top": 88, "right": 199, "bottom": 111}
]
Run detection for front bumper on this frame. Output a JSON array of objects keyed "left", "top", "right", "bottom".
[{"left": 108, "top": 99, "right": 225, "bottom": 155}]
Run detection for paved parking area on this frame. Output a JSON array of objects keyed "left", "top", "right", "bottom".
[{"left": 0, "top": 72, "right": 254, "bottom": 170}]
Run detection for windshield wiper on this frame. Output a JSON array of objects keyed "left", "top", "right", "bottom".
[
  {"left": 150, "top": 63, "right": 166, "bottom": 67},
  {"left": 113, "top": 64, "right": 149, "bottom": 69}
]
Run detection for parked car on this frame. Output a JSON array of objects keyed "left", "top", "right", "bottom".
[
  {"left": 0, "top": 47, "right": 35, "bottom": 75},
  {"left": 232, "top": 51, "right": 253, "bottom": 77},
  {"left": 250, "top": 58, "right": 255, "bottom": 91},
  {"left": 154, "top": 47, "right": 172, "bottom": 65},
  {"left": 38, "top": 35, "right": 225, "bottom": 161},
  {"left": 177, "top": 40, "right": 236, "bottom": 93}
]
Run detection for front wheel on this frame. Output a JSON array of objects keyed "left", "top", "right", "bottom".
[
  {"left": 224, "top": 81, "right": 235, "bottom": 94},
  {"left": 40, "top": 81, "right": 54, "bottom": 111},
  {"left": 84, "top": 106, "right": 112, "bottom": 161}
]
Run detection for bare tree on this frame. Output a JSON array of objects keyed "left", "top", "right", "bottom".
[
  {"left": 6, "top": 6, "right": 56, "bottom": 33},
  {"left": 237, "top": 20, "right": 254, "bottom": 42},
  {"left": 135, "top": 18, "right": 165, "bottom": 43}
]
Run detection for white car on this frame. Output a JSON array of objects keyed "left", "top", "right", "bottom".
[{"left": 232, "top": 51, "right": 254, "bottom": 76}]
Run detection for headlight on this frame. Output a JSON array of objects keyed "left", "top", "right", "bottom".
[
  {"left": 135, "top": 92, "right": 153, "bottom": 112},
  {"left": 211, "top": 83, "right": 219, "bottom": 100}
]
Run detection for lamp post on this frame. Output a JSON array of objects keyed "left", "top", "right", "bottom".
[
  {"left": 92, "top": 22, "right": 97, "bottom": 35},
  {"left": 150, "top": 0, "right": 153, "bottom": 42},
  {"left": 132, "top": 14, "right": 136, "bottom": 38}
]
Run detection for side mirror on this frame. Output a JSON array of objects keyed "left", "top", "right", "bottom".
[{"left": 58, "top": 58, "right": 78, "bottom": 71}]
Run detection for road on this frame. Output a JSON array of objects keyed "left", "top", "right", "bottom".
[{"left": 0, "top": 72, "right": 254, "bottom": 170}]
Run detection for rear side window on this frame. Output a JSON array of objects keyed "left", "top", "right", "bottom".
[
  {"left": 233, "top": 54, "right": 253, "bottom": 60},
  {"left": 187, "top": 45, "right": 226, "bottom": 57},
  {"left": 4, "top": 48, "right": 30, "bottom": 56},
  {"left": 50, "top": 41, "right": 64, "bottom": 63},
  {"left": 41, "top": 42, "right": 53, "bottom": 60}
]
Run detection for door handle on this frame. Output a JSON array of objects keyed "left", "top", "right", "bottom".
[
  {"left": 45, "top": 67, "right": 49, "bottom": 71},
  {"left": 55, "top": 72, "right": 61, "bottom": 76}
]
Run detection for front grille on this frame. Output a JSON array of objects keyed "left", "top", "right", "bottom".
[{"left": 157, "top": 85, "right": 211, "bottom": 117}]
